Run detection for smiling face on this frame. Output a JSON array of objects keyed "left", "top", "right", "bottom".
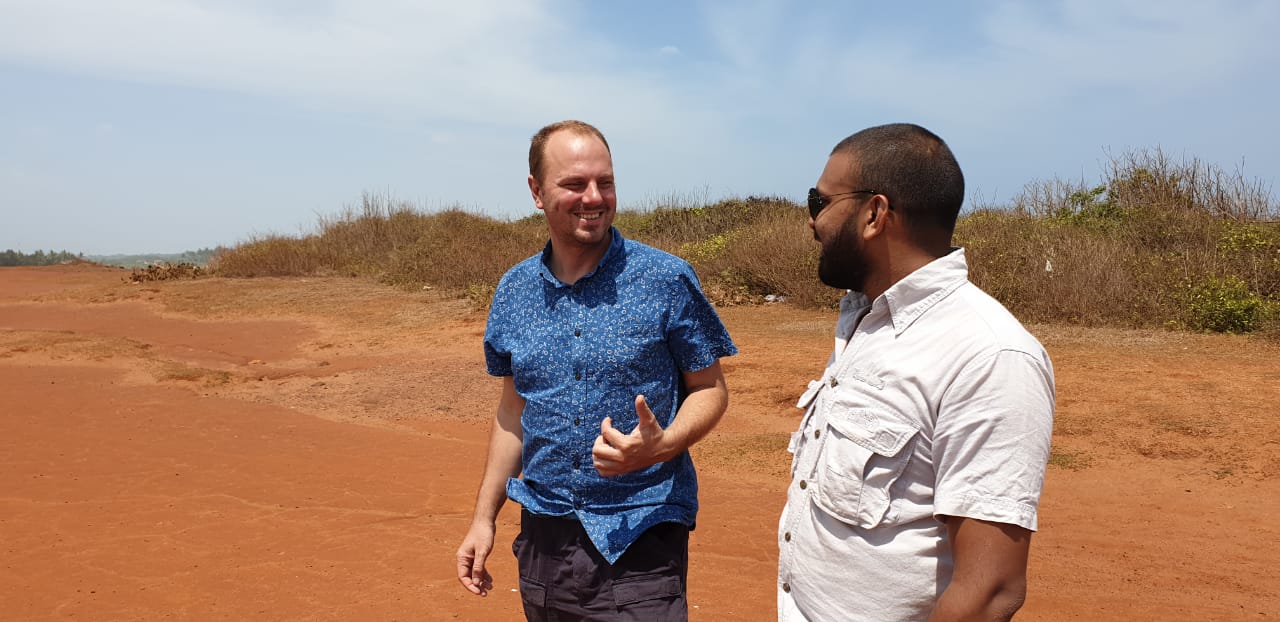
[{"left": 528, "top": 129, "right": 616, "bottom": 251}]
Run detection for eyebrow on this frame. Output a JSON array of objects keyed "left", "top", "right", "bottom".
[{"left": 558, "top": 174, "right": 614, "bottom": 185}]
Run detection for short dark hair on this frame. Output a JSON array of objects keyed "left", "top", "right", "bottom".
[
  {"left": 832, "top": 123, "right": 964, "bottom": 242},
  {"left": 529, "top": 120, "right": 611, "bottom": 183}
]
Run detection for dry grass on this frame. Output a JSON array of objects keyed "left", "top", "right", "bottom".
[
  {"left": 960, "top": 148, "right": 1279, "bottom": 333},
  {"left": 1047, "top": 449, "right": 1094, "bottom": 471},
  {"left": 125, "top": 263, "right": 206, "bottom": 283},
  {"left": 211, "top": 149, "right": 1279, "bottom": 335},
  {"left": 155, "top": 362, "right": 234, "bottom": 386}
]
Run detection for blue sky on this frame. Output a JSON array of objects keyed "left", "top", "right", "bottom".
[{"left": 2, "top": 0, "right": 1277, "bottom": 255}]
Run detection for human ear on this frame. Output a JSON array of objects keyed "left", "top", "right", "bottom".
[
  {"left": 862, "top": 197, "right": 890, "bottom": 238},
  {"left": 528, "top": 174, "right": 545, "bottom": 210}
]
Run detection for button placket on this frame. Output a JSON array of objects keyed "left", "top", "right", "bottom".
[{"left": 828, "top": 308, "right": 874, "bottom": 390}]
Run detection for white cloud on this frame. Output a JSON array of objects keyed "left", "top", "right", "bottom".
[{"left": 0, "top": 0, "right": 705, "bottom": 136}]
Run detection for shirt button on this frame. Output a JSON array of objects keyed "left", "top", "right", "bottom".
[
  {"left": 782, "top": 582, "right": 791, "bottom": 593},
  {"left": 575, "top": 372, "right": 582, "bottom": 380},
  {"left": 784, "top": 532, "right": 791, "bottom": 542},
  {"left": 798, "top": 480, "right": 807, "bottom": 490},
  {"left": 574, "top": 329, "right": 582, "bottom": 337},
  {"left": 814, "top": 429, "right": 821, "bottom": 439},
  {"left": 574, "top": 418, "right": 581, "bottom": 426},
  {"left": 829, "top": 377, "right": 839, "bottom": 387}
]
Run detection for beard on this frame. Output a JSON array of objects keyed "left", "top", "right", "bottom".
[{"left": 817, "top": 222, "right": 869, "bottom": 291}]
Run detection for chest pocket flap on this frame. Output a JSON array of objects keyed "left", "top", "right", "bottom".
[
  {"left": 816, "top": 409, "right": 919, "bottom": 528},
  {"left": 826, "top": 409, "right": 917, "bottom": 456}
]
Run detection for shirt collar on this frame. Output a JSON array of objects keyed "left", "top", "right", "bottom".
[
  {"left": 538, "top": 227, "right": 625, "bottom": 287},
  {"left": 878, "top": 247, "right": 969, "bottom": 335}
]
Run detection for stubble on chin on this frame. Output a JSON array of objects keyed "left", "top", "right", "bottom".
[
  {"left": 818, "top": 262, "right": 847, "bottom": 290},
  {"left": 818, "top": 250, "right": 865, "bottom": 292}
]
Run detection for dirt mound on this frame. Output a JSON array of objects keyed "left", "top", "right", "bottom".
[{"left": 125, "top": 262, "right": 206, "bottom": 283}]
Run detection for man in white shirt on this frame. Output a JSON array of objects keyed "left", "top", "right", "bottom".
[{"left": 778, "top": 123, "right": 1055, "bottom": 621}]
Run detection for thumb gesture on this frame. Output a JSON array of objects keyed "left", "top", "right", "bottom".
[
  {"left": 632, "top": 394, "right": 663, "bottom": 440},
  {"left": 592, "top": 395, "right": 672, "bottom": 477}
]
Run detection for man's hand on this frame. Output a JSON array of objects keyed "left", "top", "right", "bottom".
[
  {"left": 455, "top": 522, "right": 496, "bottom": 596},
  {"left": 592, "top": 395, "right": 675, "bottom": 477}
]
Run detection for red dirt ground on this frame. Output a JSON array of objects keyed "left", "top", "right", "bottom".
[{"left": 2, "top": 263, "right": 1277, "bottom": 620}]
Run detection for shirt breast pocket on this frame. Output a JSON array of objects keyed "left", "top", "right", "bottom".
[
  {"left": 814, "top": 408, "right": 919, "bottom": 529},
  {"left": 605, "top": 321, "right": 661, "bottom": 380}
]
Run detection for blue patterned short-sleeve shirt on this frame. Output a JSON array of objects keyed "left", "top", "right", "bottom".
[{"left": 484, "top": 227, "right": 738, "bottom": 563}]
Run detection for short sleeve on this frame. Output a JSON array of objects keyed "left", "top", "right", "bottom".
[
  {"left": 664, "top": 269, "right": 738, "bottom": 372},
  {"left": 932, "top": 348, "right": 1055, "bottom": 531},
  {"left": 483, "top": 337, "right": 512, "bottom": 376},
  {"left": 483, "top": 275, "right": 515, "bottom": 377}
]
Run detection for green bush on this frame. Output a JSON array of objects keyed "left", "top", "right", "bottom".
[
  {"left": 1062, "top": 184, "right": 1124, "bottom": 225},
  {"left": 678, "top": 233, "right": 736, "bottom": 264},
  {"left": 1185, "top": 276, "right": 1266, "bottom": 333}
]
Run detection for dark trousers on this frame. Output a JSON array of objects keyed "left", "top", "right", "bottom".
[{"left": 513, "top": 510, "right": 689, "bottom": 621}]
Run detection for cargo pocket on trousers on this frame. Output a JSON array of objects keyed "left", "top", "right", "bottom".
[
  {"left": 612, "top": 572, "right": 683, "bottom": 607},
  {"left": 511, "top": 527, "right": 546, "bottom": 610},
  {"left": 518, "top": 575, "right": 547, "bottom": 609},
  {"left": 813, "top": 408, "right": 918, "bottom": 528}
]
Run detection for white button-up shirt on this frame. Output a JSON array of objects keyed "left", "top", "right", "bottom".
[{"left": 778, "top": 248, "right": 1055, "bottom": 622}]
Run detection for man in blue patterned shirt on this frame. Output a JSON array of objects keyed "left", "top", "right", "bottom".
[{"left": 455, "top": 120, "right": 738, "bottom": 620}]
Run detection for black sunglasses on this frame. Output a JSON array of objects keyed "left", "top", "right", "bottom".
[{"left": 807, "top": 187, "right": 879, "bottom": 220}]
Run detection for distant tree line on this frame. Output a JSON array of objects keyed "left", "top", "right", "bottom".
[
  {"left": 89, "top": 247, "right": 225, "bottom": 268},
  {"left": 0, "top": 249, "right": 83, "bottom": 266}
]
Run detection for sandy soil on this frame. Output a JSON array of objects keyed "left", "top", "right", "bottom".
[{"left": 2, "top": 263, "right": 1277, "bottom": 621}]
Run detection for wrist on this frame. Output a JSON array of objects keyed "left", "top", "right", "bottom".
[
  {"left": 469, "top": 508, "right": 500, "bottom": 528},
  {"left": 657, "top": 430, "right": 685, "bottom": 463}
]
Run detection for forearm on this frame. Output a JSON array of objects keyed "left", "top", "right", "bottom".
[
  {"left": 929, "top": 578, "right": 1026, "bottom": 622},
  {"left": 470, "top": 424, "right": 522, "bottom": 525},
  {"left": 470, "top": 378, "right": 525, "bottom": 526},
  {"left": 929, "top": 517, "right": 1032, "bottom": 622},
  {"left": 663, "top": 384, "right": 727, "bottom": 457}
]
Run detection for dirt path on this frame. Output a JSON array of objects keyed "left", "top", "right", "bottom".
[{"left": 2, "top": 264, "right": 1277, "bottom": 620}]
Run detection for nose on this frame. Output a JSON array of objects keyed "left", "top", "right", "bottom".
[{"left": 582, "top": 181, "right": 603, "bottom": 205}]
